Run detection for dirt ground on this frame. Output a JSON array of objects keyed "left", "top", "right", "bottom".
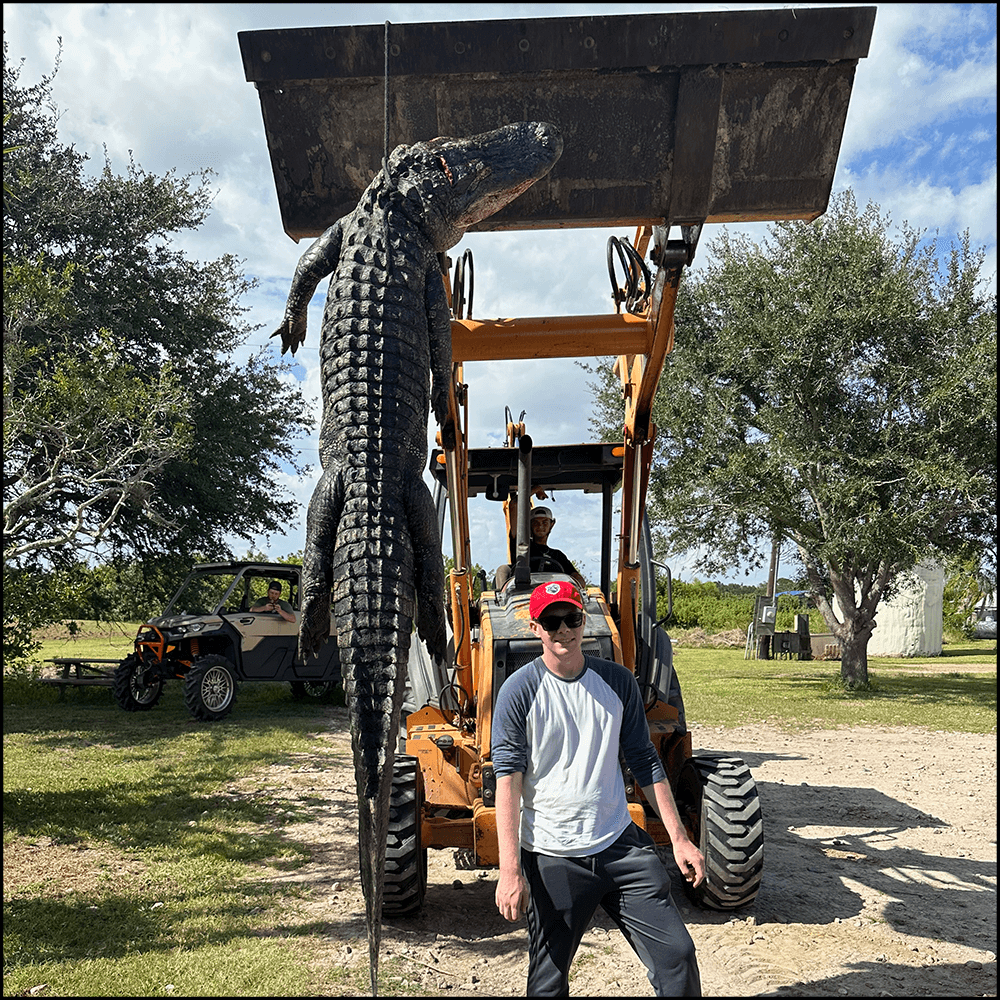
[{"left": 241, "top": 712, "right": 995, "bottom": 998}]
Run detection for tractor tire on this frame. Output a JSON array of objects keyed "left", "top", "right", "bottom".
[
  {"left": 290, "top": 680, "right": 338, "bottom": 702},
  {"left": 383, "top": 755, "right": 427, "bottom": 917},
  {"left": 677, "top": 754, "right": 763, "bottom": 910},
  {"left": 113, "top": 653, "right": 163, "bottom": 712},
  {"left": 184, "top": 655, "right": 238, "bottom": 722}
]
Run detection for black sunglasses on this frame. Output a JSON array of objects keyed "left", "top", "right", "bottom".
[{"left": 536, "top": 611, "right": 585, "bottom": 632}]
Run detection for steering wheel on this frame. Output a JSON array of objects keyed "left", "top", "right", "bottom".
[{"left": 534, "top": 554, "right": 563, "bottom": 574}]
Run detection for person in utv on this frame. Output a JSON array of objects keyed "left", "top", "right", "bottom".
[
  {"left": 250, "top": 581, "right": 296, "bottom": 623},
  {"left": 492, "top": 580, "right": 704, "bottom": 996}
]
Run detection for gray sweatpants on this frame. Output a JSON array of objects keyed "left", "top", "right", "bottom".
[{"left": 522, "top": 823, "right": 701, "bottom": 997}]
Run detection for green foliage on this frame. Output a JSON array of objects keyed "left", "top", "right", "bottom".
[
  {"left": 593, "top": 192, "right": 997, "bottom": 687},
  {"left": 85, "top": 556, "right": 192, "bottom": 622},
  {"left": 942, "top": 555, "right": 990, "bottom": 640},
  {"left": 2, "top": 43, "right": 313, "bottom": 584},
  {"left": 3, "top": 332, "right": 193, "bottom": 562},
  {"left": 661, "top": 579, "right": 824, "bottom": 633},
  {"left": 2, "top": 562, "right": 94, "bottom": 666}
]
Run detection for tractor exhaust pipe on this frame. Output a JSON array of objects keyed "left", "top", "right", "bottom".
[{"left": 514, "top": 436, "right": 533, "bottom": 589}]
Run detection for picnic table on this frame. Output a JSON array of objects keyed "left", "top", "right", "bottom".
[{"left": 41, "top": 658, "right": 121, "bottom": 698}]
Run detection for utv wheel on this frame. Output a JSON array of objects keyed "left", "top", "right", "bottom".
[
  {"left": 113, "top": 653, "right": 163, "bottom": 712},
  {"left": 290, "top": 680, "right": 337, "bottom": 701},
  {"left": 184, "top": 655, "right": 238, "bottom": 721},
  {"left": 383, "top": 755, "right": 427, "bottom": 917},
  {"left": 677, "top": 754, "right": 763, "bottom": 910}
]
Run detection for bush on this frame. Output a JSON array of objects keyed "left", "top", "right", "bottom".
[{"left": 659, "top": 579, "right": 826, "bottom": 634}]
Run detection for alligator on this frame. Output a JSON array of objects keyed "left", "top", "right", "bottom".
[{"left": 271, "top": 121, "right": 563, "bottom": 995}]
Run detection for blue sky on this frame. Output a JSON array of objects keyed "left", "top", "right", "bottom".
[{"left": 4, "top": 3, "right": 996, "bottom": 585}]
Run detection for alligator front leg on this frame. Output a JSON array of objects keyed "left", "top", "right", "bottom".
[
  {"left": 425, "top": 268, "right": 455, "bottom": 448},
  {"left": 271, "top": 219, "right": 344, "bottom": 355}
]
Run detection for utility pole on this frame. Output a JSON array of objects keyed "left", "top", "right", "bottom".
[
  {"left": 758, "top": 534, "right": 781, "bottom": 660},
  {"left": 766, "top": 534, "right": 781, "bottom": 599}
]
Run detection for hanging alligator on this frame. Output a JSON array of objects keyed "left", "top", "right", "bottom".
[{"left": 271, "top": 121, "right": 563, "bottom": 995}]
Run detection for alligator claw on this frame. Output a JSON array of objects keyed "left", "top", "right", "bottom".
[{"left": 270, "top": 315, "right": 307, "bottom": 355}]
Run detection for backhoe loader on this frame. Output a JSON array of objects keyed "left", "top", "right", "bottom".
[{"left": 240, "top": 5, "right": 875, "bottom": 916}]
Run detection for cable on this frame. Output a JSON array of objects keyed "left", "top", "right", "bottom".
[{"left": 606, "top": 236, "right": 652, "bottom": 314}]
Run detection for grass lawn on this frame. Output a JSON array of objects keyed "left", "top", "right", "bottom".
[
  {"left": 2, "top": 681, "right": 382, "bottom": 997},
  {"left": 3, "top": 629, "right": 995, "bottom": 995},
  {"left": 674, "top": 638, "right": 996, "bottom": 732}
]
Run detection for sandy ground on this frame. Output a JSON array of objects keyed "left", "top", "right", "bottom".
[{"left": 242, "top": 713, "right": 997, "bottom": 998}]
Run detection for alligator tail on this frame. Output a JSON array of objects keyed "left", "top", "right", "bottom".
[{"left": 335, "top": 486, "right": 416, "bottom": 996}]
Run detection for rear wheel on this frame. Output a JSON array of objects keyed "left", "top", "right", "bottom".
[
  {"left": 290, "top": 680, "right": 338, "bottom": 701},
  {"left": 184, "top": 655, "right": 238, "bottom": 721},
  {"left": 677, "top": 754, "right": 763, "bottom": 910},
  {"left": 113, "top": 653, "right": 163, "bottom": 712},
  {"left": 383, "top": 755, "right": 427, "bottom": 917}
]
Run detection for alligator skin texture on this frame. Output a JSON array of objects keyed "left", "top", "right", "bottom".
[{"left": 272, "top": 122, "right": 562, "bottom": 995}]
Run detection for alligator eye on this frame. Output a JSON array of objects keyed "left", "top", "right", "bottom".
[{"left": 438, "top": 156, "right": 454, "bottom": 185}]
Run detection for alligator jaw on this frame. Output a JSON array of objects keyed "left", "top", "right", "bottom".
[{"left": 399, "top": 121, "right": 563, "bottom": 251}]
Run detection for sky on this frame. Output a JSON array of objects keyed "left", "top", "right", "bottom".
[{"left": 4, "top": 3, "right": 997, "bottom": 586}]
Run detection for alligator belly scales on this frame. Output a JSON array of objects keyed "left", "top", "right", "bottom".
[{"left": 272, "top": 122, "right": 562, "bottom": 995}]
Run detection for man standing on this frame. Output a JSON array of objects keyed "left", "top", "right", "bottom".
[{"left": 492, "top": 580, "right": 704, "bottom": 996}]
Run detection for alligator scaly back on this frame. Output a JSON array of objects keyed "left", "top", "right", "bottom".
[{"left": 272, "top": 122, "right": 562, "bottom": 996}]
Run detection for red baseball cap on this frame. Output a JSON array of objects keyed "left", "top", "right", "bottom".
[{"left": 529, "top": 580, "right": 584, "bottom": 620}]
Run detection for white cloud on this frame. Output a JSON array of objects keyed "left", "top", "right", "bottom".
[{"left": 842, "top": 4, "right": 996, "bottom": 161}]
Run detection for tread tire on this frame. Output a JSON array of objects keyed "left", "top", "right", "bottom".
[
  {"left": 290, "top": 680, "right": 338, "bottom": 701},
  {"left": 113, "top": 653, "right": 163, "bottom": 712},
  {"left": 383, "top": 755, "right": 427, "bottom": 917},
  {"left": 679, "top": 754, "right": 763, "bottom": 910},
  {"left": 184, "top": 655, "right": 238, "bottom": 722}
]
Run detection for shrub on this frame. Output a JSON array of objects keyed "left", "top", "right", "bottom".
[{"left": 659, "top": 579, "right": 826, "bottom": 634}]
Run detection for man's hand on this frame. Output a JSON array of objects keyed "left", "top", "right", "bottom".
[
  {"left": 495, "top": 868, "right": 530, "bottom": 922},
  {"left": 672, "top": 836, "right": 706, "bottom": 888},
  {"left": 641, "top": 778, "right": 707, "bottom": 888}
]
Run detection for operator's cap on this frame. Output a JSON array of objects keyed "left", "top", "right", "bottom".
[
  {"left": 267, "top": 580, "right": 283, "bottom": 591},
  {"left": 530, "top": 506, "right": 554, "bottom": 520},
  {"left": 530, "top": 580, "right": 584, "bottom": 619}
]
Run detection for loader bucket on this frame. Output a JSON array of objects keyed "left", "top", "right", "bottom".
[{"left": 239, "top": 7, "right": 874, "bottom": 242}]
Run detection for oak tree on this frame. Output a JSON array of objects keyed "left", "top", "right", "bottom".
[{"left": 593, "top": 193, "right": 996, "bottom": 686}]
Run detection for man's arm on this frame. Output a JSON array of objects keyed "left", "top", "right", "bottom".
[
  {"left": 641, "top": 779, "right": 706, "bottom": 887},
  {"left": 495, "top": 772, "right": 530, "bottom": 921}
]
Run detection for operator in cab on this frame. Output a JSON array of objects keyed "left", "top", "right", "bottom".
[
  {"left": 495, "top": 502, "right": 586, "bottom": 591},
  {"left": 527, "top": 506, "right": 586, "bottom": 590}
]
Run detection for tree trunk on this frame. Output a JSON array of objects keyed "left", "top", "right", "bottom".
[{"left": 839, "top": 629, "right": 870, "bottom": 687}]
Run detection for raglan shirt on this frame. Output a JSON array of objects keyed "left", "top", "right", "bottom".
[{"left": 491, "top": 655, "right": 667, "bottom": 857}]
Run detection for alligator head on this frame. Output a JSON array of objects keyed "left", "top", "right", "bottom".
[{"left": 386, "top": 120, "right": 563, "bottom": 250}]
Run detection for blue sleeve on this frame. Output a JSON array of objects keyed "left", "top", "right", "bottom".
[{"left": 490, "top": 662, "right": 540, "bottom": 779}]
